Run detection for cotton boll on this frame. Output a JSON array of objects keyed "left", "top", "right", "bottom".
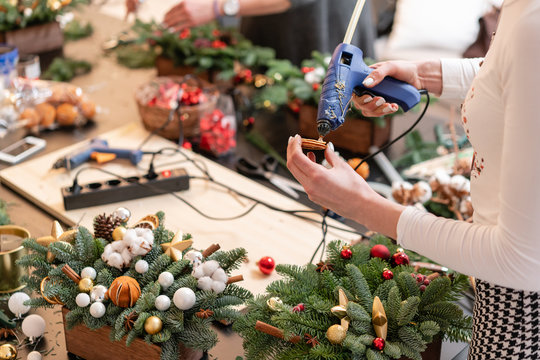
[
  {"left": 107, "top": 253, "right": 124, "bottom": 270},
  {"left": 392, "top": 181, "right": 413, "bottom": 191},
  {"left": 197, "top": 276, "right": 213, "bottom": 291},
  {"left": 101, "top": 244, "right": 113, "bottom": 261},
  {"left": 110, "top": 240, "right": 126, "bottom": 252},
  {"left": 431, "top": 169, "right": 451, "bottom": 186},
  {"left": 211, "top": 281, "right": 226, "bottom": 294},
  {"left": 450, "top": 175, "right": 470, "bottom": 193},
  {"left": 413, "top": 181, "right": 432, "bottom": 203},
  {"left": 123, "top": 228, "right": 137, "bottom": 243},
  {"left": 183, "top": 250, "right": 203, "bottom": 267},
  {"left": 202, "top": 260, "right": 220, "bottom": 276},
  {"left": 120, "top": 248, "right": 133, "bottom": 266},
  {"left": 211, "top": 268, "right": 228, "bottom": 284},
  {"left": 192, "top": 266, "right": 205, "bottom": 279}
]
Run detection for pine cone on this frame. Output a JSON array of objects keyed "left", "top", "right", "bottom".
[{"left": 93, "top": 213, "right": 122, "bottom": 241}]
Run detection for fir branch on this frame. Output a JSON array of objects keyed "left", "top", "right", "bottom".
[
  {"left": 419, "top": 321, "right": 440, "bottom": 337},
  {"left": 160, "top": 336, "right": 180, "bottom": 360},
  {"left": 346, "top": 264, "right": 373, "bottom": 310},
  {"left": 140, "top": 254, "right": 172, "bottom": 287},
  {"left": 222, "top": 283, "right": 254, "bottom": 300},
  {"left": 21, "top": 238, "right": 48, "bottom": 255},
  {"left": 366, "top": 349, "right": 389, "bottom": 360},
  {"left": 396, "top": 272, "right": 420, "bottom": 299},
  {"left": 165, "top": 276, "right": 198, "bottom": 298},
  {"left": 176, "top": 317, "right": 218, "bottom": 351},
  {"left": 164, "top": 307, "right": 184, "bottom": 332},
  {"left": 383, "top": 340, "right": 401, "bottom": 359},
  {"left": 48, "top": 241, "right": 76, "bottom": 263},
  {"left": 347, "top": 301, "right": 371, "bottom": 323},
  {"left": 75, "top": 226, "right": 98, "bottom": 265},
  {"left": 207, "top": 248, "right": 247, "bottom": 273},
  {"left": 343, "top": 334, "right": 367, "bottom": 356},
  {"left": 374, "top": 279, "right": 397, "bottom": 302},
  {"left": 212, "top": 307, "right": 240, "bottom": 322},
  {"left": 24, "top": 297, "right": 55, "bottom": 309},
  {"left": 152, "top": 328, "right": 171, "bottom": 343},
  {"left": 66, "top": 307, "right": 87, "bottom": 329},
  {"left": 444, "top": 315, "right": 473, "bottom": 343},
  {"left": 398, "top": 326, "right": 426, "bottom": 352},
  {"left": 397, "top": 296, "right": 420, "bottom": 326},
  {"left": 307, "top": 294, "right": 334, "bottom": 313},
  {"left": 397, "top": 342, "right": 422, "bottom": 360},
  {"left": 419, "top": 276, "right": 451, "bottom": 309},
  {"left": 164, "top": 259, "right": 190, "bottom": 277}
]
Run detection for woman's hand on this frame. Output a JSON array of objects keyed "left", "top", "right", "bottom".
[
  {"left": 163, "top": 0, "right": 216, "bottom": 30},
  {"left": 353, "top": 60, "right": 441, "bottom": 118},
  {"left": 286, "top": 135, "right": 378, "bottom": 223}
]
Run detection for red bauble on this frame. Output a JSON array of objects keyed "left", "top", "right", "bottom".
[
  {"left": 391, "top": 252, "right": 410, "bottom": 266},
  {"left": 340, "top": 248, "right": 353, "bottom": 260},
  {"left": 419, "top": 284, "right": 427, "bottom": 292},
  {"left": 370, "top": 244, "right": 390, "bottom": 260},
  {"left": 382, "top": 269, "right": 394, "bottom": 280},
  {"left": 373, "top": 337, "right": 385, "bottom": 351},
  {"left": 258, "top": 256, "right": 276, "bottom": 275},
  {"left": 292, "top": 303, "right": 305, "bottom": 313}
]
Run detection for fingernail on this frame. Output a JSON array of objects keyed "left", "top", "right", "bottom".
[
  {"left": 363, "top": 96, "right": 373, "bottom": 104},
  {"left": 375, "top": 98, "right": 385, "bottom": 107},
  {"left": 288, "top": 136, "right": 293, "bottom": 144},
  {"left": 383, "top": 106, "right": 392, "bottom": 113},
  {"left": 363, "top": 77, "right": 374, "bottom": 86},
  {"left": 295, "top": 134, "right": 301, "bottom": 143},
  {"left": 328, "top": 142, "right": 334, "bottom": 152}
]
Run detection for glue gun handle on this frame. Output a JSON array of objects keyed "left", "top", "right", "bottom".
[{"left": 100, "top": 148, "right": 143, "bottom": 165}]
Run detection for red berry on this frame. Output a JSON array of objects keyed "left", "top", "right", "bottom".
[
  {"left": 258, "top": 256, "right": 275, "bottom": 275},
  {"left": 382, "top": 269, "right": 394, "bottom": 280},
  {"left": 292, "top": 303, "right": 304, "bottom": 313},
  {"left": 420, "top": 285, "right": 426, "bottom": 292},
  {"left": 410, "top": 273, "right": 416, "bottom": 279},
  {"left": 423, "top": 279, "right": 430, "bottom": 286},
  {"left": 391, "top": 252, "right": 409, "bottom": 266},
  {"left": 373, "top": 337, "right": 385, "bottom": 351},
  {"left": 416, "top": 274, "right": 425, "bottom": 284},
  {"left": 340, "top": 248, "right": 353, "bottom": 260},
  {"left": 370, "top": 244, "right": 390, "bottom": 260}
]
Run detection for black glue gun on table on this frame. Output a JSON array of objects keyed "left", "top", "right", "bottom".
[
  {"left": 52, "top": 138, "right": 143, "bottom": 170},
  {"left": 316, "top": 0, "right": 421, "bottom": 138}
]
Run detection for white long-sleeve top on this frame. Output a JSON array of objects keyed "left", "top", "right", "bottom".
[{"left": 397, "top": 0, "right": 540, "bottom": 291}]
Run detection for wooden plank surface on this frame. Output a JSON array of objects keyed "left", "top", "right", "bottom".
[{"left": 0, "top": 123, "right": 358, "bottom": 295}]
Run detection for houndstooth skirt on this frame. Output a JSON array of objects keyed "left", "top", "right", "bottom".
[{"left": 468, "top": 279, "right": 540, "bottom": 359}]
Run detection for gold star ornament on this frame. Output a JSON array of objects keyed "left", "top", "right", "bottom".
[
  {"left": 372, "top": 296, "right": 388, "bottom": 340},
  {"left": 36, "top": 221, "right": 77, "bottom": 262},
  {"left": 160, "top": 232, "right": 193, "bottom": 261}
]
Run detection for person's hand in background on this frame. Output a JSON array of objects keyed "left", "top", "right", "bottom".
[{"left": 163, "top": 0, "right": 216, "bottom": 30}]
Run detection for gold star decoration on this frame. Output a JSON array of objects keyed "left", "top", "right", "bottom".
[
  {"left": 160, "top": 232, "right": 193, "bottom": 261},
  {"left": 330, "top": 288, "right": 351, "bottom": 331},
  {"left": 372, "top": 296, "right": 388, "bottom": 340},
  {"left": 36, "top": 221, "right": 77, "bottom": 262}
]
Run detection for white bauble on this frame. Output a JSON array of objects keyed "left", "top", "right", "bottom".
[
  {"left": 197, "top": 276, "right": 213, "bottom": 291},
  {"left": 89, "top": 302, "right": 106, "bottom": 318},
  {"left": 211, "top": 268, "right": 228, "bottom": 284},
  {"left": 81, "top": 267, "right": 97, "bottom": 280},
  {"left": 8, "top": 292, "right": 30, "bottom": 316},
  {"left": 192, "top": 266, "right": 204, "bottom": 279},
  {"left": 75, "top": 293, "right": 91, "bottom": 307},
  {"left": 135, "top": 259, "right": 149, "bottom": 274},
  {"left": 27, "top": 351, "right": 42, "bottom": 360},
  {"left": 183, "top": 250, "right": 203, "bottom": 267},
  {"left": 155, "top": 295, "right": 171, "bottom": 311},
  {"left": 211, "top": 281, "right": 226, "bottom": 294},
  {"left": 173, "top": 287, "right": 196, "bottom": 310},
  {"left": 21, "top": 314, "right": 46, "bottom": 338},
  {"left": 90, "top": 285, "right": 108, "bottom": 302},
  {"left": 158, "top": 272, "right": 174, "bottom": 289},
  {"left": 202, "top": 260, "right": 220, "bottom": 276}
]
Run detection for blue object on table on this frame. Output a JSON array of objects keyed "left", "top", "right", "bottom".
[{"left": 0, "top": 44, "right": 18, "bottom": 90}]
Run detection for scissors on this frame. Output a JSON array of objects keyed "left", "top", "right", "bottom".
[{"left": 235, "top": 155, "right": 305, "bottom": 199}]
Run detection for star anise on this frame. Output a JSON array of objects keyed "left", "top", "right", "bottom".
[
  {"left": 304, "top": 334, "right": 320, "bottom": 348},
  {"left": 195, "top": 309, "right": 214, "bottom": 319},
  {"left": 316, "top": 261, "right": 334, "bottom": 272},
  {"left": 125, "top": 311, "right": 138, "bottom": 331},
  {"left": 0, "top": 328, "right": 16, "bottom": 339}
]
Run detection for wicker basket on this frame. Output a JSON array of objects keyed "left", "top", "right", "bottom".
[{"left": 136, "top": 76, "right": 218, "bottom": 140}]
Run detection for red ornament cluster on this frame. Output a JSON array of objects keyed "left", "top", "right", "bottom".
[
  {"left": 211, "top": 40, "right": 227, "bottom": 49},
  {"left": 382, "top": 268, "right": 394, "bottom": 280},
  {"left": 370, "top": 244, "right": 390, "bottom": 260},
  {"left": 411, "top": 273, "right": 431, "bottom": 292},
  {"left": 234, "top": 69, "right": 254, "bottom": 84},
  {"left": 373, "top": 337, "right": 385, "bottom": 351},
  {"left": 292, "top": 303, "right": 304, "bottom": 313},
  {"left": 179, "top": 28, "right": 191, "bottom": 39},
  {"left": 340, "top": 247, "right": 352, "bottom": 260},
  {"left": 258, "top": 256, "right": 276, "bottom": 275},
  {"left": 147, "top": 82, "right": 206, "bottom": 108},
  {"left": 199, "top": 109, "right": 237, "bottom": 156},
  {"left": 391, "top": 251, "right": 410, "bottom": 266}
]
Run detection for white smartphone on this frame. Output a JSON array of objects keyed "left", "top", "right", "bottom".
[{"left": 0, "top": 136, "right": 46, "bottom": 164}]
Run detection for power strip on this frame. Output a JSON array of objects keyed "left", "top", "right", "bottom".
[{"left": 62, "top": 168, "right": 190, "bottom": 210}]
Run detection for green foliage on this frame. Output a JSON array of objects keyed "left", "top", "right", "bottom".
[
  {"left": 19, "top": 211, "right": 251, "bottom": 359},
  {"left": 393, "top": 131, "right": 441, "bottom": 169},
  {"left": 63, "top": 19, "right": 93, "bottom": 41},
  {"left": 235, "top": 239, "right": 471, "bottom": 360},
  {"left": 42, "top": 57, "right": 92, "bottom": 82},
  {"left": 0, "top": 199, "right": 10, "bottom": 225}
]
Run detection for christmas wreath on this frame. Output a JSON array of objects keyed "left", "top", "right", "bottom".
[
  {"left": 234, "top": 236, "right": 471, "bottom": 360},
  {"left": 17, "top": 209, "right": 252, "bottom": 360}
]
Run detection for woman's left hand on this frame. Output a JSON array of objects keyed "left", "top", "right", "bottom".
[
  {"left": 286, "top": 135, "right": 378, "bottom": 222},
  {"left": 163, "top": 0, "right": 216, "bottom": 30}
]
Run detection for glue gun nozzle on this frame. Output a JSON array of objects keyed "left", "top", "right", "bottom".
[{"left": 317, "top": 120, "right": 331, "bottom": 138}]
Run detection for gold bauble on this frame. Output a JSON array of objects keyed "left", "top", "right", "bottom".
[
  {"left": 144, "top": 316, "right": 163, "bottom": 335},
  {"left": 78, "top": 277, "right": 94, "bottom": 293},
  {"left": 112, "top": 226, "right": 127, "bottom": 241},
  {"left": 326, "top": 324, "right": 347, "bottom": 345},
  {"left": 0, "top": 344, "right": 17, "bottom": 360}
]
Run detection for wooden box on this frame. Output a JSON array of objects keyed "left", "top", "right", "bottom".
[
  {"left": 62, "top": 308, "right": 203, "bottom": 360},
  {"left": 298, "top": 104, "right": 392, "bottom": 154}
]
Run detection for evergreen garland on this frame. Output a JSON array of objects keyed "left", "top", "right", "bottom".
[
  {"left": 17, "top": 210, "right": 252, "bottom": 359},
  {"left": 234, "top": 235, "right": 471, "bottom": 360}
]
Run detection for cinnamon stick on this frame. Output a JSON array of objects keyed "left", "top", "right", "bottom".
[
  {"left": 226, "top": 275, "right": 244, "bottom": 284},
  {"left": 202, "top": 244, "right": 221, "bottom": 258},
  {"left": 427, "top": 272, "right": 441, "bottom": 281},
  {"left": 255, "top": 321, "right": 301, "bottom": 343},
  {"left": 62, "top": 264, "right": 81, "bottom": 284}
]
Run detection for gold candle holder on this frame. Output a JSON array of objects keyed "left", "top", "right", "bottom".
[{"left": 0, "top": 225, "right": 31, "bottom": 294}]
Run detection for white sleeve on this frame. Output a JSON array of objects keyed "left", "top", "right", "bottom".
[
  {"left": 439, "top": 58, "right": 483, "bottom": 101},
  {"left": 397, "top": 16, "right": 540, "bottom": 292}
]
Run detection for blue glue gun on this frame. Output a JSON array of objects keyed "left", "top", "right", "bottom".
[
  {"left": 317, "top": 43, "right": 421, "bottom": 137},
  {"left": 52, "top": 138, "right": 143, "bottom": 170}
]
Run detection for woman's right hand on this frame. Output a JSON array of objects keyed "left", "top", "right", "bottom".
[{"left": 353, "top": 60, "right": 425, "bottom": 118}]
